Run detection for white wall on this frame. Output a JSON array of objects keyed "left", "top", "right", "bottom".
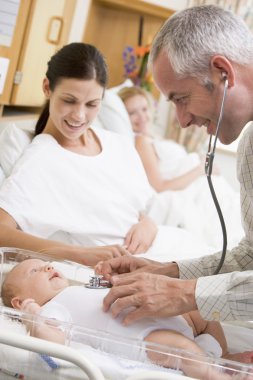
[{"left": 68, "top": 0, "right": 91, "bottom": 43}]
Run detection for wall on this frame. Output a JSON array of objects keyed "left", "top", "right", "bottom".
[
  {"left": 67, "top": 0, "right": 186, "bottom": 43},
  {"left": 141, "top": 0, "right": 188, "bottom": 10}
]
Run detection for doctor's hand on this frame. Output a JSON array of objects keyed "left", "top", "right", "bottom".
[
  {"left": 124, "top": 215, "right": 157, "bottom": 254},
  {"left": 103, "top": 273, "right": 198, "bottom": 325},
  {"left": 95, "top": 255, "right": 172, "bottom": 280}
]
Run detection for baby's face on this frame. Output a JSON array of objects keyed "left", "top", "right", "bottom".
[{"left": 9, "top": 259, "right": 69, "bottom": 307}]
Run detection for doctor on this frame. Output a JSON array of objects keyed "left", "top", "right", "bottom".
[{"left": 97, "top": 5, "right": 253, "bottom": 324}]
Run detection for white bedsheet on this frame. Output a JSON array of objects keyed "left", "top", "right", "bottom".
[{"left": 148, "top": 174, "right": 243, "bottom": 252}]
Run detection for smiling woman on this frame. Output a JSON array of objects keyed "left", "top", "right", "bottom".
[{"left": 0, "top": 42, "right": 212, "bottom": 268}]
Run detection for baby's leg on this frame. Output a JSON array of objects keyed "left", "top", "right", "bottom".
[{"left": 144, "top": 329, "right": 231, "bottom": 380}]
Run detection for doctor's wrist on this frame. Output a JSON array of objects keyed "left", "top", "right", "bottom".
[{"left": 160, "top": 262, "right": 179, "bottom": 278}]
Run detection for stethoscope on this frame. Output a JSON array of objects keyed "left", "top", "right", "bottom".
[{"left": 205, "top": 72, "right": 228, "bottom": 274}]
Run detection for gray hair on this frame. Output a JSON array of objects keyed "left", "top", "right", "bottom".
[{"left": 150, "top": 5, "right": 253, "bottom": 82}]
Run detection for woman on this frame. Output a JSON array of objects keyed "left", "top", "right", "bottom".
[
  {"left": 0, "top": 43, "right": 209, "bottom": 266},
  {"left": 118, "top": 86, "right": 212, "bottom": 192},
  {"left": 118, "top": 86, "right": 243, "bottom": 250}
]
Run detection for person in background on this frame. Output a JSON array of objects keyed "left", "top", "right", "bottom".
[
  {"left": 2, "top": 258, "right": 253, "bottom": 379},
  {"left": 96, "top": 5, "right": 253, "bottom": 326},
  {"left": 118, "top": 85, "right": 210, "bottom": 192},
  {"left": 118, "top": 85, "right": 243, "bottom": 250}
]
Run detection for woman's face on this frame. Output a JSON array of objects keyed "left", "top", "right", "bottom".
[
  {"left": 43, "top": 77, "right": 104, "bottom": 143},
  {"left": 124, "top": 94, "right": 152, "bottom": 135}
]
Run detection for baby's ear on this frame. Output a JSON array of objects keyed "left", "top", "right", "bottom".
[{"left": 11, "top": 297, "right": 22, "bottom": 309}]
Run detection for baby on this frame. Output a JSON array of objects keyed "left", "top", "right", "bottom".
[{"left": 2, "top": 259, "right": 252, "bottom": 379}]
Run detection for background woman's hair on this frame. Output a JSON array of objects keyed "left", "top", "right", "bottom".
[
  {"left": 118, "top": 86, "right": 151, "bottom": 105},
  {"left": 118, "top": 86, "right": 155, "bottom": 122},
  {"left": 150, "top": 5, "right": 253, "bottom": 84},
  {"left": 35, "top": 43, "right": 108, "bottom": 135}
]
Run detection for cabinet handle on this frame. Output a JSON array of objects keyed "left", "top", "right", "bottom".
[{"left": 46, "top": 17, "right": 63, "bottom": 45}]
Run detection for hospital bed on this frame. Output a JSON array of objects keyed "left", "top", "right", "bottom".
[{"left": 0, "top": 247, "right": 252, "bottom": 380}]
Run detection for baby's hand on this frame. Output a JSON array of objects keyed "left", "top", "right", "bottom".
[{"left": 21, "top": 299, "right": 41, "bottom": 315}]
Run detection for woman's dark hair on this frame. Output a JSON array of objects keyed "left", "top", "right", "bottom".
[{"left": 35, "top": 43, "right": 108, "bottom": 135}]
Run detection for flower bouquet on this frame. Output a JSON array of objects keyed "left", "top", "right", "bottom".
[{"left": 122, "top": 45, "right": 153, "bottom": 92}]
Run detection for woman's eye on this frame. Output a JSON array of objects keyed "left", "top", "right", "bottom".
[{"left": 63, "top": 99, "right": 75, "bottom": 104}]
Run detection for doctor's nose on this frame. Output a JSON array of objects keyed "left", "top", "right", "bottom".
[{"left": 176, "top": 107, "right": 193, "bottom": 129}]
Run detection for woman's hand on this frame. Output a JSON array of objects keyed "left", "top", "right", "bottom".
[
  {"left": 124, "top": 215, "right": 158, "bottom": 254},
  {"left": 80, "top": 245, "right": 130, "bottom": 267}
]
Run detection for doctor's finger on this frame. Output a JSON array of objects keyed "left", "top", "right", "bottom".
[
  {"left": 122, "top": 305, "right": 154, "bottom": 325},
  {"left": 103, "top": 283, "right": 138, "bottom": 312},
  {"left": 111, "top": 271, "right": 150, "bottom": 286},
  {"left": 109, "top": 291, "right": 158, "bottom": 323},
  {"left": 95, "top": 256, "right": 136, "bottom": 278}
]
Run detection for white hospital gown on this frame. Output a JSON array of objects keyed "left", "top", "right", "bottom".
[{"left": 0, "top": 127, "right": 210, "bottom": 262}]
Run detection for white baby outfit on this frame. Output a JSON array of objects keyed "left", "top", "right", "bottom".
[{"left": 40, "top": 286, "right": 222, "bottom": 360}]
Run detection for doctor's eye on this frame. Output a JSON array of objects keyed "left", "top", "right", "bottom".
[{"left": 173, "top": 96, "right": 188, "bottom": 105}]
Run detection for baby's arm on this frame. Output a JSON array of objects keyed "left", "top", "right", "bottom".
[
  {"left": 21, "top": 299, "right": 65, "bottom": 344},
  {"left": 185, "top": 310, "right": 228, "bottom": 355}
]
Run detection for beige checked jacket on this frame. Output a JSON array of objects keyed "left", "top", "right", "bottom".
[{"left": 178, "top": 123, "right": 253, "bottom": 321}]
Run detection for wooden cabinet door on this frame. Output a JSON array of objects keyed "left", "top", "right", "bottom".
[
  {"left": 0, "top": 0, "right": 32, "bottom": 105},
  {"left": 10, "top": 0, "right": 76, "bottom": 107}
]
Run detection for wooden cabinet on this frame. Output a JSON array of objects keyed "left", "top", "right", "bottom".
[
  {"left": 0, "top": 0, "right": 76, "bottom": 111},
  {"left": 83, "top": 0, "right": 174, "bottom": 90}
]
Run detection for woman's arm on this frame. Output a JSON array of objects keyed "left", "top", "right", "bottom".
[
  {"left": 0, "top": 208, "right": 128, "bottom": 266},
  {"left": 135, "top": 135, "right": 204, "bottom": 192}
]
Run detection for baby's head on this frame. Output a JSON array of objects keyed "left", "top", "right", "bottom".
[
  {"left": 118, "top": 86, "right": 154, "bottom": 135},
  {"left": 2, "top": 259, "right": 69, "bottom": 309}
]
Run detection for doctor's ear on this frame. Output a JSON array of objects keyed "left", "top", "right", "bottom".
[{"left": 210, "top": 55, "right": 235, "bottom": 87}]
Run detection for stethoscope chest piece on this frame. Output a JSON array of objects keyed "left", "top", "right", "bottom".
[{"left": 85, "top": 275, "right": 111, "bottom": 289}]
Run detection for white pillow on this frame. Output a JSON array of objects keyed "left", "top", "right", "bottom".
[
  {"left": 107, "top": 78, "right": 133, "bottom": 94},
  {"left": 0, "top": 124, "right": 33, "bottom": 177},
  {"left": 97, "top": 89, "right": 134, "bottom": 139},
  {"left": 0, "top": 166, "right": 5, "bottom": 187}
]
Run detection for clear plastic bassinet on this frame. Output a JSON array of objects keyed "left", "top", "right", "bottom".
[{"left": 0, "top": 247, "right": 252, "bottom": 380}]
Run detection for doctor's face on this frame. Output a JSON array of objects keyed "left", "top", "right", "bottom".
[{"left": 152, "top": 50, "right": 243, "bottom": 145}]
